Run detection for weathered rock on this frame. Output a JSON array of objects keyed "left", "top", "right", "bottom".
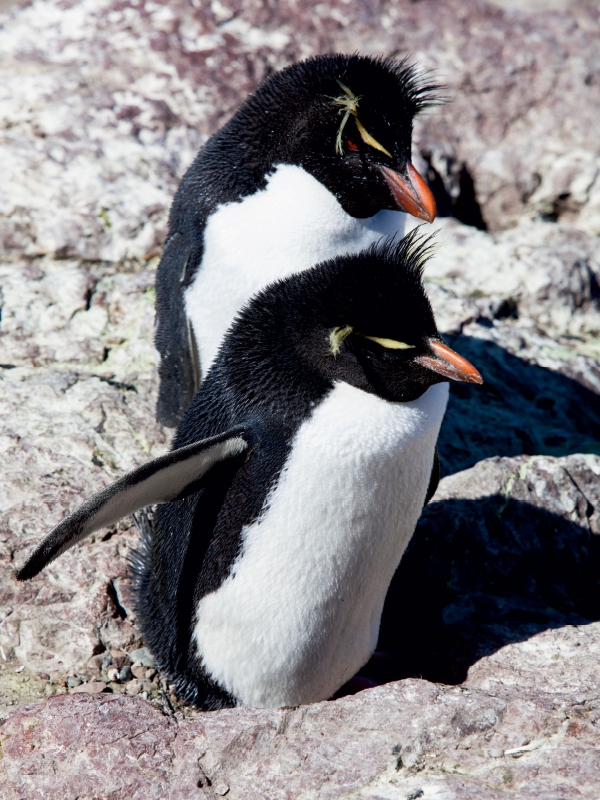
[
  {"left": 422, "top": 217, "right": 600, "bottom": 344},
  {"left": 1, "top": 624, "right": 600, "bottom": 800},
  {"left": 1, "top": 0, "right": 600, "bottom": 263},
  {"left": 378, "top": 453, "right": 600, "bottom": 686},
  {"left": 411, "top": 0, "right": 600, "bottom": 234},
  {"left": 0, "top": 256, "right": 169, "bottom": 689},
  {"left": 437, "top": 322, "right": 600, "bottom": 473},
  {"left": 69, "top": 679, "right": 107, "bottom": 694},
  {"left": 413, "top": 217, "right": 600, "bottom": 474}
]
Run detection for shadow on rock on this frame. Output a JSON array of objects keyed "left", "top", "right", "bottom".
[
  {"left": 438, "top": 333, "right": 600, "bottom": 476},
  {"left": 370, "top": 488, "right": 600, "bottom": 688}
]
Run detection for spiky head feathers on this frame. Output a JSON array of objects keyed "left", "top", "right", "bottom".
[{"left": 234, "top": 229, "right": 438, "bottom": 360}]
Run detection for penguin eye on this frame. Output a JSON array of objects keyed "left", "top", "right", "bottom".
[{"left": 346, "top": 139, "right": 359, "bottom": 151}]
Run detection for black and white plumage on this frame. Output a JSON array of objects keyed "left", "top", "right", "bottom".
[
  {"left": 17, "top": 233, "right": 482, "bottom": 709},
  {"left": 155, "top": 53, "right": 439, "bottom": 426}
]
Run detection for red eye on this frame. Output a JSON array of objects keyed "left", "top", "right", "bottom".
[{"left": 347, "top": 139, "right": 359, "bottom": 151}]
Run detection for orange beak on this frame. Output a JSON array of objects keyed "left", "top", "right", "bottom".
[
  {"left": 416, "top": 340, "right": 483, "bottom": 384},
  {"left": 379, "top": 162, "right": 437, "bottom": 223}
]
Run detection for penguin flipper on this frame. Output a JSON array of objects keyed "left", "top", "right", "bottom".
[
  {"left": 16, "top": 428, "right": 249, "bottom": 581},
  {"left": 424, "top": 446, "right": 440, "bottom": 506},
  {"left": 154, "top": 230, "right": 199, "bottom": 427}
]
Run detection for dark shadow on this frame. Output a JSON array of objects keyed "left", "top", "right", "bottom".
[
  {"left": 421, "top": 153, "right": 487, "bottom": 230},
  {"left": 367, "top": 495, "right": 600, "bottom": 687},
  {"left": 437, "top": 333, "right": 600, "bottom": 476}
]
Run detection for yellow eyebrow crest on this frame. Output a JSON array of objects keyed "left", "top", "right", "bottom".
[
  {"left": 329, "top": 325, "right": 354, "bottom": 356},
  {"left": 354, "top": 118, "right": 392, "bottom": 158},
  {"left": 331, "top": 82, "right": 392, "bottom": 158},
  {"left": 360, "top": 335, "right": 415, "bottom": 350}
]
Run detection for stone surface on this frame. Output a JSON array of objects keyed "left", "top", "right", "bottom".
[
  {"left": 1, "top": 0, "right": 600, "bottom": 796},
  {"left": 415, "top": 217, "right": 600, "bottom": 474},
  {"left": 0, "top": 256, "right": 169, "bottom": 686},
  {"left": 1, "top": 0, "right": 600, "bottom": 262},
  {"left": 1, "top": 631, "right": 600, "bottom": 800},
  {"left": 378, "top": 453, "right": 600, "bottom": 688}
]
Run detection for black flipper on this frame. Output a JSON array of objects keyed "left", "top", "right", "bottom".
[
  {"left": 155, "top": 231, "right": 199, "bottom": 427},
  {"left": 424, "top": 446, "right": 440, "bottom": 506},
  {"left": 16, "top": 429, "right": 249, "bottom": 581}
]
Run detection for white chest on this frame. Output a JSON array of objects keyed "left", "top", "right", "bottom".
[
  {"left": 193, "top": 381, "right": 449, "bottom": 708},
  {"left": 184, "top": 164, "right": 406, "bottom": 373}
]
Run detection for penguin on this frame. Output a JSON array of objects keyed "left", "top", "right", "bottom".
[
  {"left": 17, "top": 232, "right": 482, "bottom": 710},
  {"left": 155, "top": 53, "right": 439, "bottom": 426}
]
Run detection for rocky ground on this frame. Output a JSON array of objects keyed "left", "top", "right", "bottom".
[{"left": 1, "top": 0, "right": 600, "bottom": 797}]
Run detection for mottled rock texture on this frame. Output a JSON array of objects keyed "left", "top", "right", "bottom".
[
  {"left": 1, "top": 0, "right": 600, "bottom": 796},
  {"left": 1, "top": 0, "right": 600, "bottom": 262},
  {"left": 2, "top": 624, "right": 600, "bottom": 800}
]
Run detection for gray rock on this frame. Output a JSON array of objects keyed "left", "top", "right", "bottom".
[
  {"left": 1, "top": 0, "right": 600, "bottom": 262},
  {"left": 1, "top": 627, "right": 600, "bottom": 800},
  {"left": 128, "top": 647, "right": 155, "bottom": 668},
  {"left": 118, "top": 666, "right": 132, "bottom": 683},
  {"left": 415, "top": 217, "right": 600, "bottom": 474},
  {"left": 436, "top": 320, "right": 600, "bottom": 474},
  {"left": 422, "top": 217, "right": 600, "bottom": 343},
  {"left": 377, "top": 454, "right": 600, "bottom": 687}
]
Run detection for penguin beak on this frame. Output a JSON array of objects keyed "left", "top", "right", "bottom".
[
  {"left": 416, "top": 340, "right": 483, "bottom": 384},
  {"left": 379, "top": 163, "right": 437, "bottom": 223}
]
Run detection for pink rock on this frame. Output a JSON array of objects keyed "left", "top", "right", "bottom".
[{"left": 69, "top": 681, "right": 108, "bottom": 695}]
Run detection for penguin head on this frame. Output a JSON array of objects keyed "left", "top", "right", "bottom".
[
  {"left": 235, "top": 230, "right": 482, "bottom": 405},
  {"left": 235, "top": 54, "right": 439, "bottom": 220}
]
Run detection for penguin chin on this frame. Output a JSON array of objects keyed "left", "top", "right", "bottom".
[
  {"left": 365, "top": 377, "right": 447, "bottom": 405},
  {"left": 329, "top": 355, "right": 448, "bottom": 404},
  {"left": 326, "top": 346, "right": 447, "bottom": 405},
  {"left": 299, "top": 156, "right": 401, "bottom": 219}
]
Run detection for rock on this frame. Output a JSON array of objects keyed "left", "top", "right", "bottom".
[
  {"left": 421, "top": 217, "right": 600, "bottom": 343},
  {"left": 125, "top": 678, "right": 143, "bottom": 696},
  {"left": 130, "top": 663, "right": 146, "bottom": 680},
  {"left": 110, "top": 654, "right": 131, "bottom": 671},
  {"left": 1, "top": 635, "right": 600, "bottom": 800},
  {"left": 1, "top": 0, "right": 599, "bottom": 263},
  {"left": 69, "top": 680, "right": 107, "bottom": 695},
  {"left": 414, "top": 217, "right": 600, "bottom": 474},
  {"left": 128, "top": 647, "right": 155, "bottom": 668},
  {"left": 409, "top": 0, "right": 600, "bottom": 234},
  {"left": 377, "top": 453, "right": 600, "bottom": 686},
  {"left": 0, "top": 256, "right": 168, "bottom": 688},
  {"left": 436, "top": 321, "right": 600, "bottom": 474}
]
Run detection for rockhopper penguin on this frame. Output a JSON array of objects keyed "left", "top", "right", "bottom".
[
  {"left": 155, "top": 53, "right": 439, "bottom": 426},
  {"left": 17, "top": 232, "right": 482, "bottom": 709}
]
